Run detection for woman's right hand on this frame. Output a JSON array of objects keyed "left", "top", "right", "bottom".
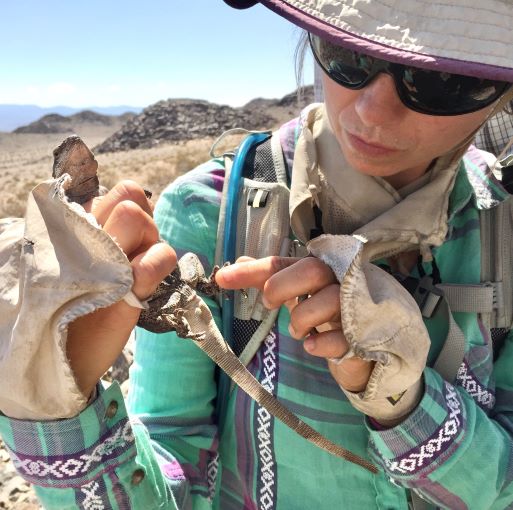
[{"left": 66, "top": 180, "right": 177, "bottom": 399}]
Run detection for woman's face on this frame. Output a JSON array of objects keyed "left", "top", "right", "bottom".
[{"left": 322, "top": 72, "right": 495, "bottom": 188}]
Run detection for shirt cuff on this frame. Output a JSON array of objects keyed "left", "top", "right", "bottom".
[
  {"left": 0, "top": 381, "right": 136, "bottom": 488},
  {"left": 366, "top": 368, "right": 466, "bottom": 480}
]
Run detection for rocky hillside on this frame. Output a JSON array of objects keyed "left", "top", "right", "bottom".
[
  {"left": 94, "top": 85, "right": 314, "bottom": 153},
  {"left": 14, "top": 110, "right": 135, "bottom": 134}
]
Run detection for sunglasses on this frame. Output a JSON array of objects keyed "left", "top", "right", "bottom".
[{"left": 309, "top": 33, "right": 510, "bottom": 116}]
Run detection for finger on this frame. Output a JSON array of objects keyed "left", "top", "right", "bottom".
[
  {"left": 103, "top": 201, "right": 159, "bottom": 259},
  {"left": 91, "top": 180, "right": 153, "bottom": 225},
  {"left": 262, "top": 256, "right": 337, "bottom": 310},
  {"left": 303, "top": 329, "right": 349, "bottom": 358},
  {"left": 328, "top": 357, "right": 375, "bottom": 393},
  {"left": 216, "top": 256, "right": 300, "bottom": 290},
  {"left": 288, "top": 284, "right": 340, "bottom": 338},
  {"left": 131, "top": 242, "right": 177, "bottom": 300},
  {"left": 83, "top": 195, "right": 104, "bottom": 215}
]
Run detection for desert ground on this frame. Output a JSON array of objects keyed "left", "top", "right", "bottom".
[
  {"left": 0, "top": 126, "right": 240, "bottom": 219},
  {"left": 0, "top": 123, "right": 248, "bottom": 509}
]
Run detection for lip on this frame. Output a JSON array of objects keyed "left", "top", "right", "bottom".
[{"left": 345, "top": 131, "right": 401, "bottom": 157}]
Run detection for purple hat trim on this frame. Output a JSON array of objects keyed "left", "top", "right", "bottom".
[{"left": 233, "top": 0, "right": 513, "bottom": 82}]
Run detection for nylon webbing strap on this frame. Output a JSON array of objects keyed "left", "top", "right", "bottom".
[
  {"left": 190, "top": 333, "right": 378, "bottom": 474},
  {"left": 436, "top": 283, "right": 496, "bottom": 314},
  {"left": 412, "top": 276, "right": 466, "bottom": 382},
  {"left": 432, "top": 297, "right": 466, "bottom": 382}
]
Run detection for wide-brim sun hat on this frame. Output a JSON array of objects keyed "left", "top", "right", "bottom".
[{"left": 223, "top": 0, "right": 513, "bottom": 82}]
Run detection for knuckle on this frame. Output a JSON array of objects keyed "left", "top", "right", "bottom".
[
  {"left": 136, "top": 243, "right": 176, "bottom": 281},
  {"left": 113, "top": 200, "right": 145, "bottom": 223},
  {"left": 262, "top": 279, "right": 281, "bottom": 307},
  {"left": 132, "top": 256, "right": 157, "bottom": 284},
  {"left": 114, "top": 180, "right": 147, "bottom": 203},
  {"left": 132, "top": 261, "right": 164, "bottom": 299},
  {"left": 268, "top": 255, "right": 290, "bottom": 275},
  {"left": 289, "top": 307, "right": 308, "bottom": 334},
  {"left": 327, "top": 283, "right": 340, "bottom": 300},
  {"left": 301, "top": 257, "right": 332, "bottom": 283},
  {"left": 161, "top": 243, "right": 178, "bottom": 269}
]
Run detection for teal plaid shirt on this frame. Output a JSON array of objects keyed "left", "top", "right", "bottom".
[{"left": 1, "top": 115, "right": 512, "bottom": 510}]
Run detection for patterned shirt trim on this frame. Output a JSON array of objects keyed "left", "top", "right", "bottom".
[
  {"left": 77, "top": 478, "right": 109, "bottom": 509},
  {"left": 383, "top": 383, "right": 464, "bottom": 476},
  {"left": 256, "top": 331, "right": 278, "bottom": 510},
  {"left": 8, "top": 419, "right": 135, "bottom": 488},
  {"left": 456, "top": 362, "right": 495, "bottom": 411}
]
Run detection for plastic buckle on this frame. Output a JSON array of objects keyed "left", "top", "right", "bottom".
[{"left": 413, "top": 275, "right": 444, "bottom": 319}]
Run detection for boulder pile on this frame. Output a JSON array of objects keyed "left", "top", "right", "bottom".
[
  {"left": 94, "top": 99, "right": 274, "bottom": 153},
  {"left": 94, "top": 85, "right": 314, "bottom": 153}
]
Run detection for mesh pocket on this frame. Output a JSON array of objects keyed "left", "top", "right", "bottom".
[{"left": 234, "top": 180, "right": 290, "bottom": 320}]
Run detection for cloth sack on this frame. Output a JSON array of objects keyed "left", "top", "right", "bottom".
[
  {"left": 0, "top": 175, "right": 134, "bottom": 420},
  {"left": 309, "top": 235, "right": 428, "bottom": 421}
]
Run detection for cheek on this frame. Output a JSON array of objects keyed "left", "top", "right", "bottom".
[
  {"left": 322, "top": 82, "right": 363, "bottom": 148},
  {"left": 423, "top": 111, "right": 490, "bottom": 154},
  {"left": 322, "top": 75, "right": 357, "bottom": 120}
]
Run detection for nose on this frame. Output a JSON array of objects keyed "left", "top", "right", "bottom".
[{"left": 353, "top": 73, "right": 408, "bottom": 127}]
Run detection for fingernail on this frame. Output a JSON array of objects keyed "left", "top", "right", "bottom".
[
  {"left": 288, "top": 323, "right": 299, "bottom": 338},
  {"left": 304, "top": 338, "right": 316, "bottom": 352}
]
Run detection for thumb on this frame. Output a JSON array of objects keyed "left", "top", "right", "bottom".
[{"left": 130, "top": 241, "right": 177, "bottom": 300}]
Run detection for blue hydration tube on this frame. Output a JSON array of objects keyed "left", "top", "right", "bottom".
[{"left": 221, "top": 131, "right": 270, "bottom": 346}]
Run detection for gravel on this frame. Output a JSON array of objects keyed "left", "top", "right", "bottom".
[{"left": 0, "top": 443, "right": 41, "bottom": 509}]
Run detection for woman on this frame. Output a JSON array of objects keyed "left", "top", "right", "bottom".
[{"left": 1, "top": 1, "right": 513, "bottom": 509}]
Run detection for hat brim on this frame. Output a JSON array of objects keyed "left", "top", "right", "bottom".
[
  {"left": 223, "top": 0, "right": 259, "bottom": 9},
  {"left": 254, "top": 0, "right": 513, "bottom": 82}
]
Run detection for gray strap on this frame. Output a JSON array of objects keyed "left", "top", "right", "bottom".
[
  {"left": 413, "top": 276, "right": 465, "bottom": 382},
  {"left": 436, "top": 282, "right": 498, "bottom": 314},
  {"left": 432, "top": 297, "right": 466, "bottom": 382}
]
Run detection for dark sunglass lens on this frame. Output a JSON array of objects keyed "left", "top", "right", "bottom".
[
  {"left": 326, "top": 60, "right": 369, "bottom": 87},
  {"left": 310, "top": 34, "right": 369, "bottom": 88},
  {"left": 399, "top": 67, "right": 508, "bottom": 114}
]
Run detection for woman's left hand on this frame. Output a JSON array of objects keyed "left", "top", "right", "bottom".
[{"left": 215, "top": 256, "right": 374, "bottom": 393}]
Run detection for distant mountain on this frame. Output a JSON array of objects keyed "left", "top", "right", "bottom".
[
  {"left": 14, "top": 110, "right": 136, "bottom": 134},
  {"left": 0, "top": 104, "right": 142, "bottom": 132}
]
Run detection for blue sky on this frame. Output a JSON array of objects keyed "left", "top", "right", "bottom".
[{"left": 0, "top": 1, "right": 313, "bottom": 108}]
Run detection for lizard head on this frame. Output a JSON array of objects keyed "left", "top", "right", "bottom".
[{"left": 52, "top": 135, "right": 101, "bottom": 204}]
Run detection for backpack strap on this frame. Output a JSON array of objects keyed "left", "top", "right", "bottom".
[
  {"left": 480, "top": 197, "right": 513, "bottom": 329},
  {"left": 214, "top": 129, "right": 292, "bottom": 362},
  {"left": 214, "top": 129, "right": 292, "bottom": 432}
]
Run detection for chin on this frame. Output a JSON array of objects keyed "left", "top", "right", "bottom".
[{"left": 343, "top": 152, "right": 400, "bottom": 178}]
